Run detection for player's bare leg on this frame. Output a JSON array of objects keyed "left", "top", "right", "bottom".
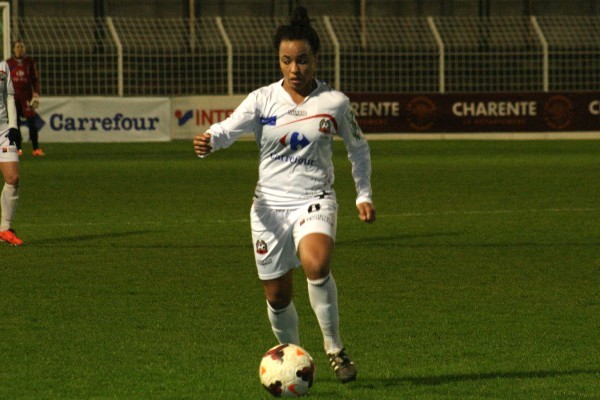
[
  {"left": 263, "top": 270, "right": 300, "bottom": 345},
  {"left": 0, "top": 161, "right": 23, "bottom": 246},
  {"left": 299, "top": 233, "right": 357, "bottom": 383}
]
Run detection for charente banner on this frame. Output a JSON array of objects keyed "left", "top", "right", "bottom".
[{"left": 348, "top": 92, "right": 600, "bottom": 133}]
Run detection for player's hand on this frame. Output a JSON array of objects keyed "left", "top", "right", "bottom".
[
  {"left": 357, "top": 202, "right": 376, "bottom": 223},
  {"left": 29, "top": 93, "right": 40, "bottom": 109},
  {"left": 7, "top": 128, "right": 20, "bottom": 145},
  {"left": 193, "top": 133, "right": 212, "bottom": 157}
]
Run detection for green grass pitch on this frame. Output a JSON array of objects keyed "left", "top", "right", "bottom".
[{"left": 1, "top": 139, "right": 599, "bottom": 399}]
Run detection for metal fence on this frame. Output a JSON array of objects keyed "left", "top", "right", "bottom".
[{"left": 14, "top": 15, "right": 600, "bottom": 96}]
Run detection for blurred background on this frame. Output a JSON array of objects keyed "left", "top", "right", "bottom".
[
  {"left": 10, "top": 0, "right": 600, "bottom": 18},
  {"left": 4, "top": 1, "right": 599, "bottom": 98}
]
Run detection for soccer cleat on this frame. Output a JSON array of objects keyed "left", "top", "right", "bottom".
[
  {"left": 32, "top": 149, "right": 45, "bottom": 157},
  {"left": 0, "top": 229, "right": 24, "bottom": 246},
  {"left": 327, "top": 348, "right": 357, "bottom": 383}
]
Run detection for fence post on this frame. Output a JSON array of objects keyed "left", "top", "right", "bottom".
[
  {"left": 530, "top": 16, "right": 549, "bottom": 92},
  {"left": 427, "top": 17, "right": 445, "bottom": 94},
  {"left": 323, "top": 16, "right": 340, "bottom": 91},
  {"left": 106, "top": 17, "right": 123, "bottom": 97},
  {"left": 216, "top": 17, "right": 233, "bottom": 95}
]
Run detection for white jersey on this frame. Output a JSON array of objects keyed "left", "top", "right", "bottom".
[
  {"left": 207, "top": 79, "right": 372, "bottom": 208},
  {"left": 0, "top": 61, "right": 17, "bottom": 130}
]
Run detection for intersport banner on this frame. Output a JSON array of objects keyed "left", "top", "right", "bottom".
[
  {"left": 35, "top": 97, "right": 171, "bottom": 142},
  {"left": 171, "top": 95, "right": 246, "bottom": 139},
  {"left": 348, "top": 92, "right": 600, "bottom": 133}
]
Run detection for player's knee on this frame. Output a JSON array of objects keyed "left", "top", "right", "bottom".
[
  {"left": 264, "top": 283, "right": 292, "bottom": 310},
  {"left": 301, "top": 251, "right": 331, "bottom": 278},
  {"left": 4, "top": 174, "right": 19, "bottom": 187},
  {"left": 267, "top": 296, "right": 292, "bottom": 311},
  {"left": 304, "top": 266, "right": 330, "bottom": 281}
]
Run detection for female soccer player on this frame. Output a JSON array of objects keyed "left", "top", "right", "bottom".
[
  {"left": 0, "top": 59, "right": 24, "bottom": 246},
  {"left": 193, "top": 6, "right": 375, "bottom": 383},
  {"left": 7, "top": 40, "right": 44, "bottom": 157}
]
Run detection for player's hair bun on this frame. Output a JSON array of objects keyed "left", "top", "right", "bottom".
[
  {"left": 273, "top": 6, "right": 320, "bottom": 54},
  {"left": 290, "top": 6, "right": 311, "bottom": 28}
]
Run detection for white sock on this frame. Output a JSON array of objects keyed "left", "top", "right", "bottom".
[
  {"left": 267, "top": 301, "right": 300, "bottom": 345},
  {"left": 0, "top": 183, "right": 19, "bottom": 231},
  {"left": 307, "top": 273, "right": 343, "bottom": 354}
]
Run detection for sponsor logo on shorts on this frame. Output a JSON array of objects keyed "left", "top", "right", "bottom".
[
  {"left": 257, "top": 257, "right": 273, "bottom": 266},
  {"left": 300, "top": 213, "right": 334, "bottom": 227},
  {"left": 308, "top": 203, "right": 321, "bottom": 213}
]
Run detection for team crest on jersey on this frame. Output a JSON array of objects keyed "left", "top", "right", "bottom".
[
  {"left": 318, "top": 118, "right": 332, "bottom": 134},
  {"left": 256, "top": 240, "right": 268, "bottom": 255},
  {"left": 279, "top": 131, "right": 310, "bottom": 151}
]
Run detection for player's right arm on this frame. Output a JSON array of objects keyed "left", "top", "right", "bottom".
[
  {"left": 193, "top": 132, "right": 212, "bottom": 157},
  {"left": 193, "top": 91, "right": 260, "bottom": 158}
]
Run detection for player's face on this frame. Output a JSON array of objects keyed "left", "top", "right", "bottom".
[
  {"left": 279, "top": 39, "right": 317, "bottom": 97},
  {"left": 13, "top": 42, "right": 25, "bottom": 58}
]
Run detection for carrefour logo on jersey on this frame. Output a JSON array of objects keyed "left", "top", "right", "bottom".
[
  {"left": 272, "top": 132, "right": 315, "bottom": 166},
  {"left": 279, "top": 132, "right": 310, "bottom": 150}
]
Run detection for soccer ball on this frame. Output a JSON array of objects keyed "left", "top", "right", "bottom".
[{"left": 259, "top": 343, "right": 315, "bottom": 397}]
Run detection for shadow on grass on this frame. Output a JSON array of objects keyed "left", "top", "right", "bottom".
[
  {"left": 358, "top": 368, "right": 600, "bottom": 388},
  {"left": 337, "top": 231, "right": 462, "bottom": 247},
  {"left": 29, "top": 230, "right": 160, "bottom": 246},
  {"left": 28, "top": 229, "right": 251, "bottom": 249},
  {"left": 337, "top": 233, "right": 599, "bottom": 249}
]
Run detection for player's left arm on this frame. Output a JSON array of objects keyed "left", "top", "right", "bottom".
[
  {"left": 30, "top": 58, "right": 41, "bottom": 107},
  {"left": 338, "top": 98, "right": 376, "bottom": 223},
  {"left": 357, "top": 201, "right": 376, "bottom": 223}
]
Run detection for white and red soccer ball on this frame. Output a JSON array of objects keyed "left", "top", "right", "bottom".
[{"left": 259, "top": 343, "right": 315, "bottom": 397}]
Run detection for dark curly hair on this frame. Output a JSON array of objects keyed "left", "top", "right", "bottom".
[{"left": 273, "top": 6, "right": 321, "bottom": 54}]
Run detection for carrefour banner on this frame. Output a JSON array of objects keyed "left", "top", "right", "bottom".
[
  {"left": 171, "top": 95, "right": 247, "bottom": 139},
  {"left": 36, "top": 97, "right": 171, "bottom": 142},
  {"left": 349, "top": 92, "right": 600, "bottom": 133}
]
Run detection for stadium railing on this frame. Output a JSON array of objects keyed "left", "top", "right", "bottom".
[{"left": 14, "top": 15, "right": 600, "bottom": 97}]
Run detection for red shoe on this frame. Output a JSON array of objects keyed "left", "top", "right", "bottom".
[
  {"left": 32, "top": 149, "right": 45, "bottom": 157},
  {"left": 0, "top": 229, "right": 24, "bottom": 246}
]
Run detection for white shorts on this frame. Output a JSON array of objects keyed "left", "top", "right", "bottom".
[
  {"left": 250, "top": 197, "right": 338, "bottom": 280},
  {"left": 0, "top": 127, "right": 19, "bottom": 163}
]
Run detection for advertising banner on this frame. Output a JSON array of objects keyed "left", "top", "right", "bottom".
[
  {"left": 34, "top": 97, "right": 171, "bottom": 142},
  {"left": 171, "top": 95, "right": 247, "bottom": 139},
  {"left": 349, "top": 92, "right": 600, "bottom": 134}
]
